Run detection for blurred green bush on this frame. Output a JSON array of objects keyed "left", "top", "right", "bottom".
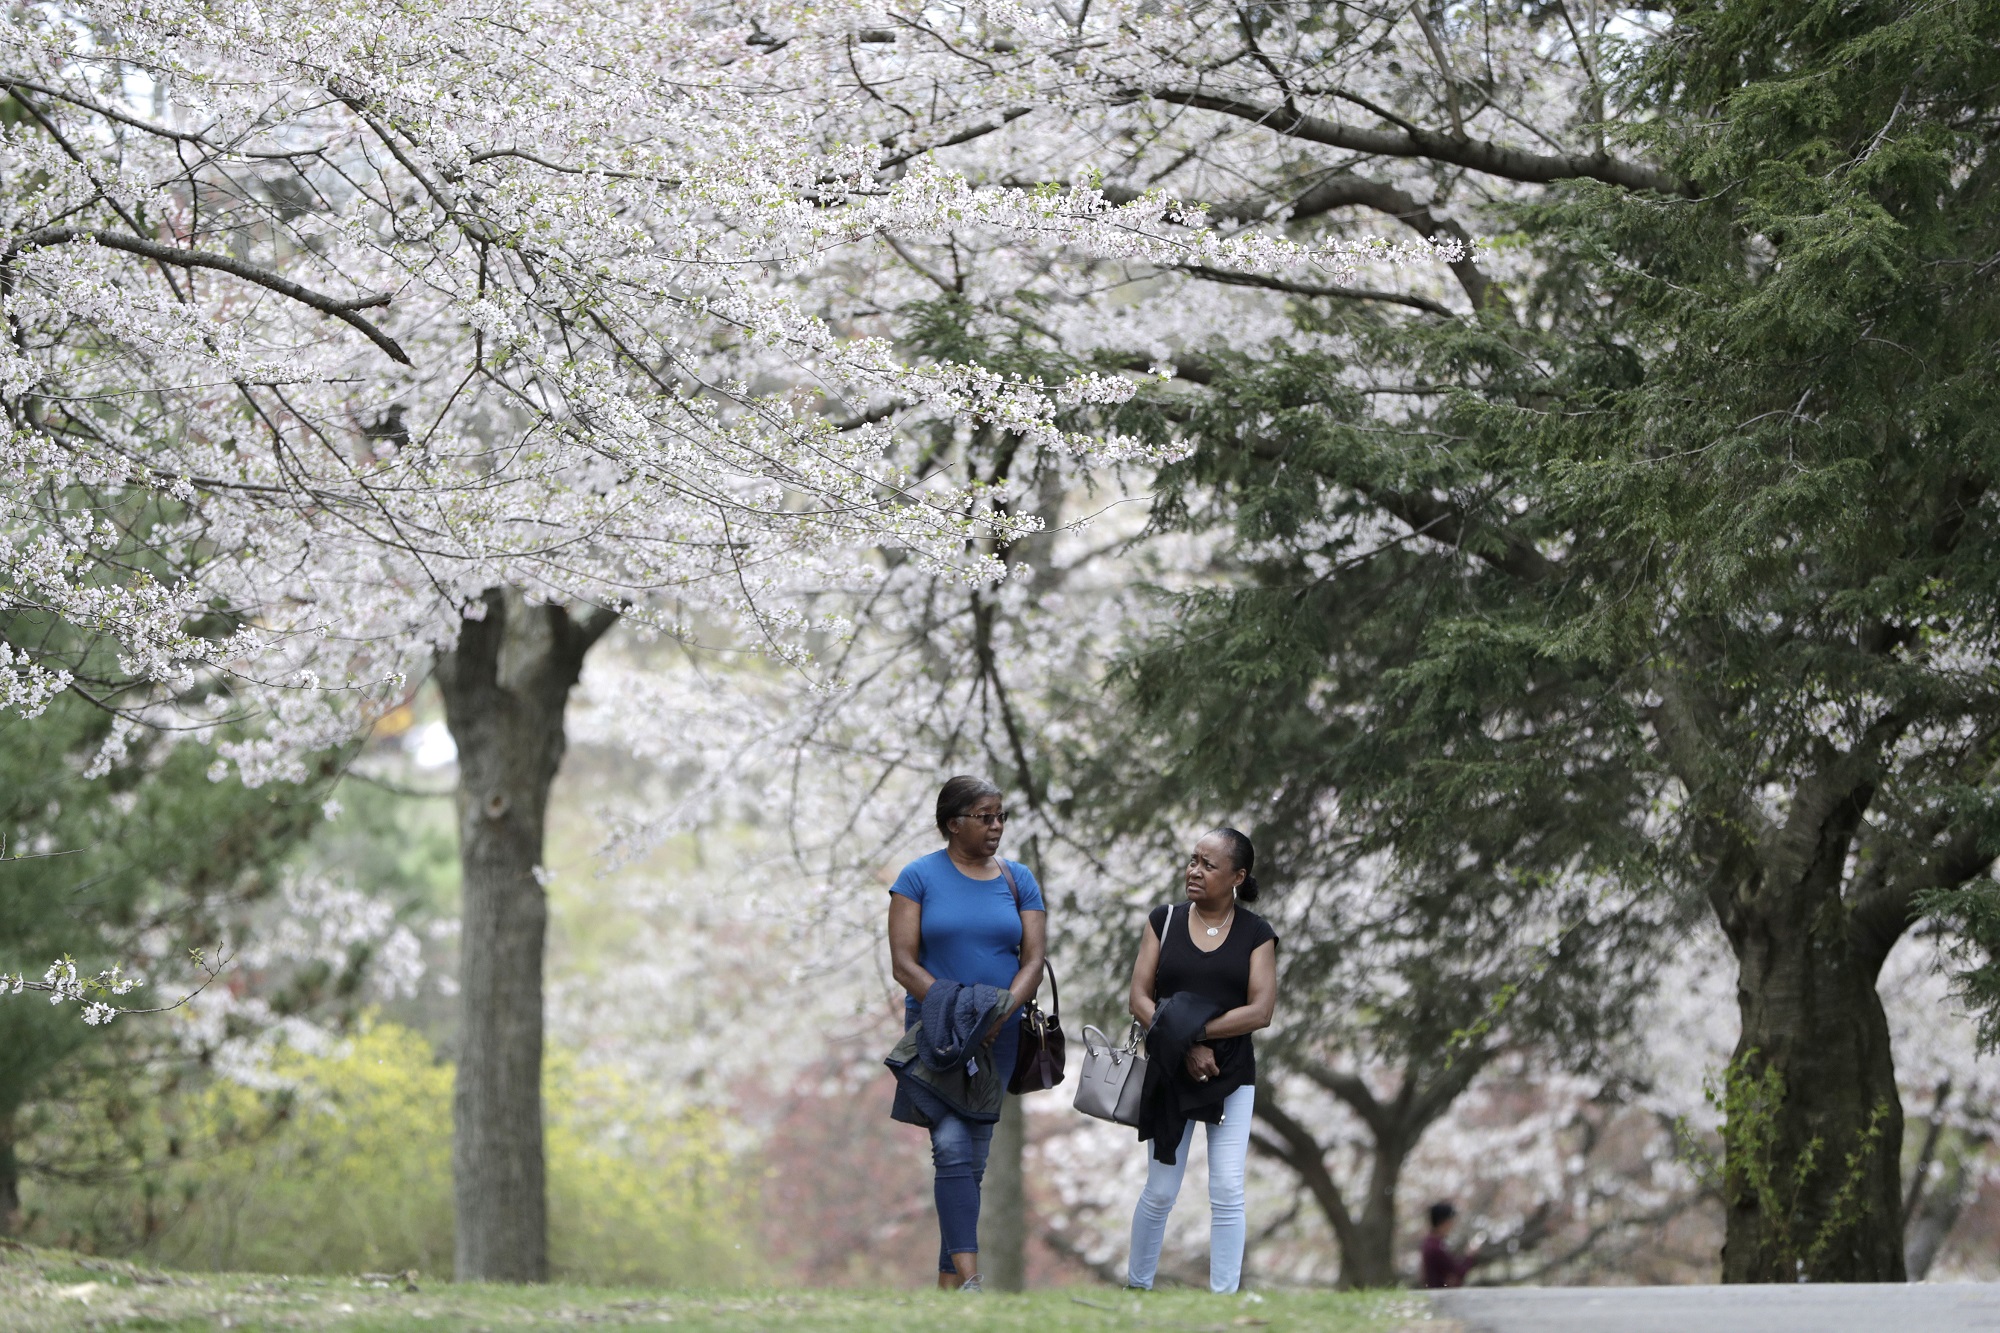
[{"left": 25, "top": 1019, "right": 753, "bottom": 1287}]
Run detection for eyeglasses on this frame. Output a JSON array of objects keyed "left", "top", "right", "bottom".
[{"left": 957, "top": 811, "right": 1008, "bottom": 827}]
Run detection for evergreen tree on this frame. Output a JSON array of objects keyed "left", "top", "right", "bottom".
[
  {"left": 1083, "top": 371, "right": 1679, "bottom": 1283},
  {"left": 1105, "top": 0, "right": 2000, "bottom": 1282},
  {"left": 0, "top": 620, "right": 332, "bottom": 1235}
]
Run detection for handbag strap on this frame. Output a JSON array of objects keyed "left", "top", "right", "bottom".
[
  {"left": 997, "top": 858, "right": 1024, "bottom": 912},
  {"left": 1135, "top": 906, "right": 1183, "bottom": 1048},
  {"left": 996, "top": 860, "right": 1059, "bottom": 1018}
]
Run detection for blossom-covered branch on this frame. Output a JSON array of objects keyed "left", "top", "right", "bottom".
[{"left": 0, "top": 947, "right": 225, "bottom": 1025}]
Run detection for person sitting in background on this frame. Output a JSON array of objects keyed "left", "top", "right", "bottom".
[{"left": 1420, "top": 1200, "right": 1483, "bottom": 1288}]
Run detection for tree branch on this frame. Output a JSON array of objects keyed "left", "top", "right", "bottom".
[
  {"left": 1646, "top": 664, "right": 1769, "bottom": 934},
  {"left": 569, "top": 604, "right": 623, "bottom": 653},
  {"left": 0, "top": 75, "right": 212, "bottom": 144},
  {"left": 1904, "top": 1079, "right": 1952, "bottom": 1225},
  {"left": 1501, "top": 1196, "right": 1697, "bottom": 1284},
  {"left": 881, "top": 233, "right": 958, "bottom": 294},
  {"left": 1098, "top": 173, "right": 1500, "bottom": 312},
  {"left": 1251, "top": 1092, "right": 1360, "bottom": 1258},
  {"left": 829, "top": 399, "right": 907, "bottom": 431},
  {"left": 1123, "top": 88, "right": 1684, "bottom": 195},
  {"left": 1408, "top": 1047, "right": 1498, "bottom": 1132},
  {"left": 1277, "top": 175, "right": 1501, "bottom": 314},
  {"left": 1353, "top": 479, "right": 1557, "bottom": 583},
  {"left": 1852, "top": 808, "right": 1998, "bottom": 976},
  {"left": 1180, "top": 264, "right": 1454, "bottom": 317},
  {"left": 1291, "top": 1058, "right": 1391, "bottom": 1138},
  {"left": 15, "top": 228, "right": 409, "bottom": 364},
  {"left": 880, "top": 108, "right": 1032, "bottom": 170},
  {"left": 1778, "top": 709, "right": 1909, "bottom": 870}
]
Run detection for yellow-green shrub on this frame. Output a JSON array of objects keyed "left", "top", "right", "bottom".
[
  {"left": 546, "top": 1058, "right": 750, "bottom": 1286},
  {"left": 25, "top": 1020, "right": 753, "bottom": 1286}
]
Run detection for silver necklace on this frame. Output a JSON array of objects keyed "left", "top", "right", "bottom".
[{"left": 1193, "top": 903, "right": 1233, "bottom": 937}]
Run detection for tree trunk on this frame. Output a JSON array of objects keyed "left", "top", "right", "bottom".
[
  {"left": 0, "top": 1106, "right": 20, "bottom": 1238},
  {"left": 1904, "top": 1140, "right": 1981, "bottom": 1279},
  {"left": 436, "top": 587, "right": 615, "bottom": 1284},
  {"left": 1720, "top": 898, "right": 1906, "bottom": 1283},
  {"left": 1340, "top": 1138, "right": 1406, "bottom": 1288},
  {"left": 985, "top": 1094, "right": 1027, "bottom": 1289},
  {"left": 1252, "top": 1089, "right": 1422, "bottom": 1289}
]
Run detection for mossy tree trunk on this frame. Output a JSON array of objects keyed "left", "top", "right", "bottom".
[
  {"left": 1659, "top": 673, "right": 1990, "bottom": 1283},
  {"left": 1719, "top": 892, "right": 1905, "bottom": 1282}
]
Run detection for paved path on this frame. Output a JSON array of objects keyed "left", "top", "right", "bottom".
[{"left": 1434, "top": 1283, "right": 2000, "bottom": 1333}]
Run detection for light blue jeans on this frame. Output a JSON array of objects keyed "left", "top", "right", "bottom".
[{"left": 1127, "top": 1082, "right": 1255, "bottom": 1293}]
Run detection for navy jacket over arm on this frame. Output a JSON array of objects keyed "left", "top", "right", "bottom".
[{"left": 885, "top": 980, "right": 1013, "bottom": 1126}]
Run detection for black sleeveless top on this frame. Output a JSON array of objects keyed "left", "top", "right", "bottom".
[{"left": 1148, "top": 902, "right": 1278, "bottom": 1089}]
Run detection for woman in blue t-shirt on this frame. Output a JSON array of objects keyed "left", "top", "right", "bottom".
[{"left": 888, "top": 775, "right": 1048, "bottom": 1291}]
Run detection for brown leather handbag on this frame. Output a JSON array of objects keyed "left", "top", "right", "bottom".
[{"left": 997, "top": 861, "right": 1067, "bottom": 1094}]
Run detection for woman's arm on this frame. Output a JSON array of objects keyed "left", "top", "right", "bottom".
[
  {"left": 1195, "top": 940, "right": 1277, "bottom": 1040},
  {"left": 1004, "top": 909, "right": 1047, "bottom": 1020},
  {"left": 888, "top": 895, "right": 935, "bottom": 1000},
  {"left": 1127, "top": 919, "right": 1162, "bottom": 1028}
]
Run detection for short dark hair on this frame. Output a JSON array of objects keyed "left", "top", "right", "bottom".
[
  {"left": 1429, "top": 1201, "right": 1457, "bottom": 1228},
  {"left": 1211, "top": 827, "right": 1261, "bottom": 903},
  {"left": 936, "top": 776, "right": 1002, "bottom": 837}
]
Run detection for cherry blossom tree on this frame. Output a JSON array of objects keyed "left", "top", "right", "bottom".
[
  {"left": 517, "top": 3, "right": 1639, "bottom": 1289},
  {"left": 2, "top": 0, "right": 1456, "bottom": 1281}
]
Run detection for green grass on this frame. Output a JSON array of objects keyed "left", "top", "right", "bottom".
[{"left": 0, "top": 1243, "right": 1432, "bottom": 1331}]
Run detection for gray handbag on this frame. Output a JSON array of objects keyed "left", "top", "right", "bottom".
[{"left": 1072, "top": 1019, "right": 1148, "bottom": 1126}]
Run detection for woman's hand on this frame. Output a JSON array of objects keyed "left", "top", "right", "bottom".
[{"left": 1184, "top": 1043, "right": 1221, "bottom": 1082}]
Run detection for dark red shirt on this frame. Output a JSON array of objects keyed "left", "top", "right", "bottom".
[{"left": 1421, "top": 1233, "right": 1473, "bottom": 1288}]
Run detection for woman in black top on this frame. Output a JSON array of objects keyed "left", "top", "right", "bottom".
[{"left": 1124, "top": 828, "right": 1277, "bottom": 1293}]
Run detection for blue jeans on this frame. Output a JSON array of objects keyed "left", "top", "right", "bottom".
[
  {"left": 1126, "top": 1082, "right": 1255, "bottom": 1293},
  {"left": 927, "top": 1015, "right": 1019, "bottom": 1273}
]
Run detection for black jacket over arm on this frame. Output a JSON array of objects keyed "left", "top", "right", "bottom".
[{"left": 1136, "top": 991, "right": 1227, "bottom": 1165}]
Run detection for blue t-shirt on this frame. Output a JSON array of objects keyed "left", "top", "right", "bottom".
[{"left": 890, "top": 850, "right": 1045, "bottom": 1013}]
